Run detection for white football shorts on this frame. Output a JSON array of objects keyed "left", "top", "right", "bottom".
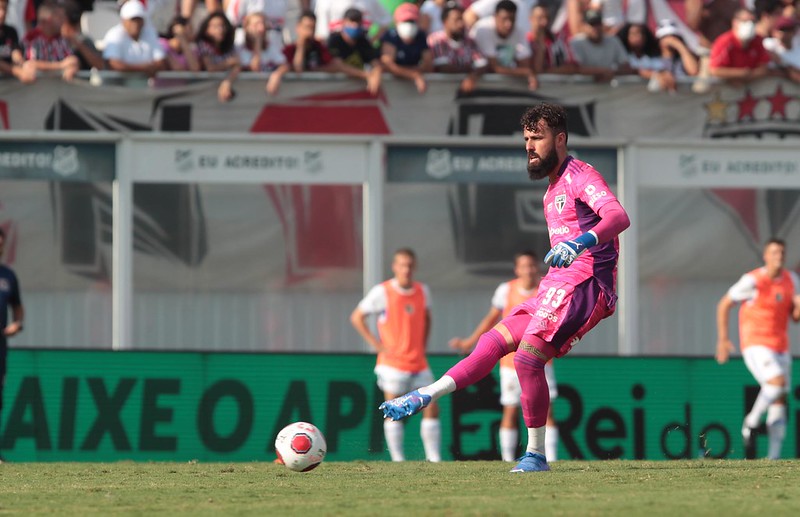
[
  {"left": 375, "top": 364, "right": 435, "bottom": 396},
  {"left": 742, "top": 345, "right": 791, "bottom": 386},
  {"left": 499, "top": 362, "right": 558, "bottom": 407}
]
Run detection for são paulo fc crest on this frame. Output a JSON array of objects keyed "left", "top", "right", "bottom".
[{"left": 555, "top": 194, "right": 566, "bottom": 214}]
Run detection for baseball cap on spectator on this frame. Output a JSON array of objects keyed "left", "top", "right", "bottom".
[
  {"left": 584, "top": 8, "right": 602, "bottom": 26},
  {"left": 120, "top": 0, "right": 147, "bottom": 20},
  {"left": 655, "top": 19, "right": 680, "bottom": 39},
  {"left": 394, "top": 2, "right": 420, "bottom": 23},
  {"left": 344, "top": 7, "right": 363, "bottom": 24},
  {"left": 775, "top": 17, "right": 798, "bottom": 31}
]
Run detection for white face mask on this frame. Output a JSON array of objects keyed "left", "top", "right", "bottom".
[
  {"left": 397, "top": 21, "right": 419, "bottom": 40},
  {"left": 735, "top": 20, "right": 756, "bottom": 44}
]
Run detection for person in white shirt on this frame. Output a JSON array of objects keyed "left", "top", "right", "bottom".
[
  {"left": 469, "top": 0, "right": 537, "bottom": 89},
  {"left": 103, "top": 0, "right": 166, "bottom": 76},
  {"left": 236, "top": 11, "right": 287, "bottom": 71},
  {"left": 419, "top": 0, "right": 448, "bottom": 35},
  {"left": 224, "top": 0, "right": 290, "bottom": 52},
  {"left": 465, "top": 0, "right": 536, "bottom": 36},
  {"left": 763, "top": 15, "right": 800, "bottom": 79}
]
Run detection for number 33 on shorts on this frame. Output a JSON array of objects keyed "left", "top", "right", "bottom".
[{"left": 542, "top": 287, "right": 566, "bottom": 308}]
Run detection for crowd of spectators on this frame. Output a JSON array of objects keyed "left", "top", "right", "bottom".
[{"left": 2, "top": 0, "right": 800, "bottom": 99}]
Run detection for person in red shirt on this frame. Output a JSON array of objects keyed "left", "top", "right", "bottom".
[
  {"left": 269, "top": 11, "right": 342, "bottom": 96},
  {"left": 283, "top": 10, "right": 339, "bottom": 73},
  {"left": 709, "top": 7, "right": 778, "bottom": 85},
  {"left": 20, "top": 1, "right": 78, "bottom": 83}
]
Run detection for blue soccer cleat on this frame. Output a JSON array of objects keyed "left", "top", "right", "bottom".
[
  {"left": 379, "top": 390, "right": 431, "bottom": 421},
  {"left": 510, "top": 452, "right": 550, "bottom": 473}
]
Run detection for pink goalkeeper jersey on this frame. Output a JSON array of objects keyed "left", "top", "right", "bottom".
[{"left": 542, "top": 156, "right": 621, "bottom": 294}]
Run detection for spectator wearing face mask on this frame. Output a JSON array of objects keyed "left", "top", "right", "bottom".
[
  {"left": 315, "top": 0, "right": 392, "bottom": 41},
  {"left": 709, "top": 8, "right": 776, "bottom": 85},
  {"left": 328, "top": 7, "right": 383, "bottom": 94},
  {"left": 380, "top": 2, "right": 433, "bottom": 94}
]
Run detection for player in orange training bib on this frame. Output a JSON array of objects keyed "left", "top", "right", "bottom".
[
  {"left": 351, "top": 248, "right": 440, "bottom": 462},
  {"left": 716, "top": 238, "right": 800, "bottom": 459}
]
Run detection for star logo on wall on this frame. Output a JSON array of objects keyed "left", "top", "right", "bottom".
[
  {"left": 704, "top": 92, "right": 728, "bottom": 123},
  {"left": 766, "top": 85, "right": 793, "bottom": 119},
  {"left": 737, "top": 90, "right": 759, "bottom": 121}
]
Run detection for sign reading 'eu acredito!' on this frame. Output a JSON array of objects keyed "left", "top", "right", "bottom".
[{"left": 0, "top": 142, "right": 115, "bottom": 181}]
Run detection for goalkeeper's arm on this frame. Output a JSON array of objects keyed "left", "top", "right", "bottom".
[
  {"left": 590, "top": 201, "right": 630, "bottom": 244},
  {"left": 545, "top": 201, "right": 630, "bottom": 268}
]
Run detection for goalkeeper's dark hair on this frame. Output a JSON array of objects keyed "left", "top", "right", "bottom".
[{"left": 520, "top": 103, "right": 568, "bottom": 144}]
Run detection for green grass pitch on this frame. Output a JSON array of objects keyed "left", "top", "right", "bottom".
[{"left": 2, "top": 460, "right": 800, "bottom": 515}]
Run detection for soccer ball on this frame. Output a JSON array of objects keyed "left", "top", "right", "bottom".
[{"left": 274, "top": 422, "right": 327, "bottom": 472}]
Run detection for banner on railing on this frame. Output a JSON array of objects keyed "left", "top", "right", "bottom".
[{"left": 2, "top": 76, "right": 799, "bottom": 140}]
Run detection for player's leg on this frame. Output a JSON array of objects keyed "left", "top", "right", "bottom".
[
  {"left": 416, "top": 368, "right": 442, "bottom": 462},
  {"left": 380, "top": 314, "right": 527, "bottom": 421},
  {"left": 512, "top": 278, "right": 614, "bottom": 473},
  {"left": 498, "top": 365, "right": 521, "bottom": 462},
  {"left": 510, "top": 337, "right": 555, "bottom": 472},
  {"left": 765, "top": 352, "right": 791, "bottom": 460},
  {"left": 376, "top": 365, "right": 412, "bottom": 461},
  {"left": 741, "top": 346, "right": 788, "bottom": 454},
  {"left": 420, "top": 402, "right": 441, "bottom": 462},
  {"left": 544, "top": 362, "right": 559, "bottom": 462}
]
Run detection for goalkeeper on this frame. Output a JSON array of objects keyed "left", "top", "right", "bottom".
[{"left": 379, "top": 103, "right": 630, "bottom": 472}]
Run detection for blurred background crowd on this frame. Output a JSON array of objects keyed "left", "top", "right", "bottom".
[{"left": 1, "top": 0, "right": 799, "bottom": 99}]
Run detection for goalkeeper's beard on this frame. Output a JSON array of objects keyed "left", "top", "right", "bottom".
[{"left": 527, "top": 148, "right": 559, "bottom": 180}]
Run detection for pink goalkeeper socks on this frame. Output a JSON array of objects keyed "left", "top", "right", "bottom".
[
  {"left": 514, "top": 350, "right": 550, "bottom": 428},
  {"left": 445, "top": 329, "right": 508, "bottom": 389}
]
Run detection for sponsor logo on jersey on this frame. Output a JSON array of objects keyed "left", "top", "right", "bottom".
[
  {"left": 548, "top": 226, "right": 570, "bottom": 236},
  {"left": 536, "top": 308, "right": 558, "bottom": 322}
]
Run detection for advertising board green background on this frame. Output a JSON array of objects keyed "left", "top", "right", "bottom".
[{"left": 0, "top": 351, "right": 795, "bottom": 462}]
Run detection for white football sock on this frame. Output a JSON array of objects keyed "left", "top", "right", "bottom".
[
  {"left": 420, "top": 418, "right": 441, "bottom": 462},
  {"left": 766, "top": 404, "right": 786, "bottom": 460},
  {"left": 745, "top": 384, "right": 784, "bottom": 429},
  {"left": 418, "top": 375, "right": 456, "bottom": 401},
  {"left": 499, "top": 427, "right": 518, "bottom": 462},
  {"left": 384, "top": 420, "right": 405, "bottom": 462},
  {"left": 545, "top": 425, "right": 559, "bottom": 461},
  {"left": 525, "top": 426, "right": 546, "bottom": 456}
]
